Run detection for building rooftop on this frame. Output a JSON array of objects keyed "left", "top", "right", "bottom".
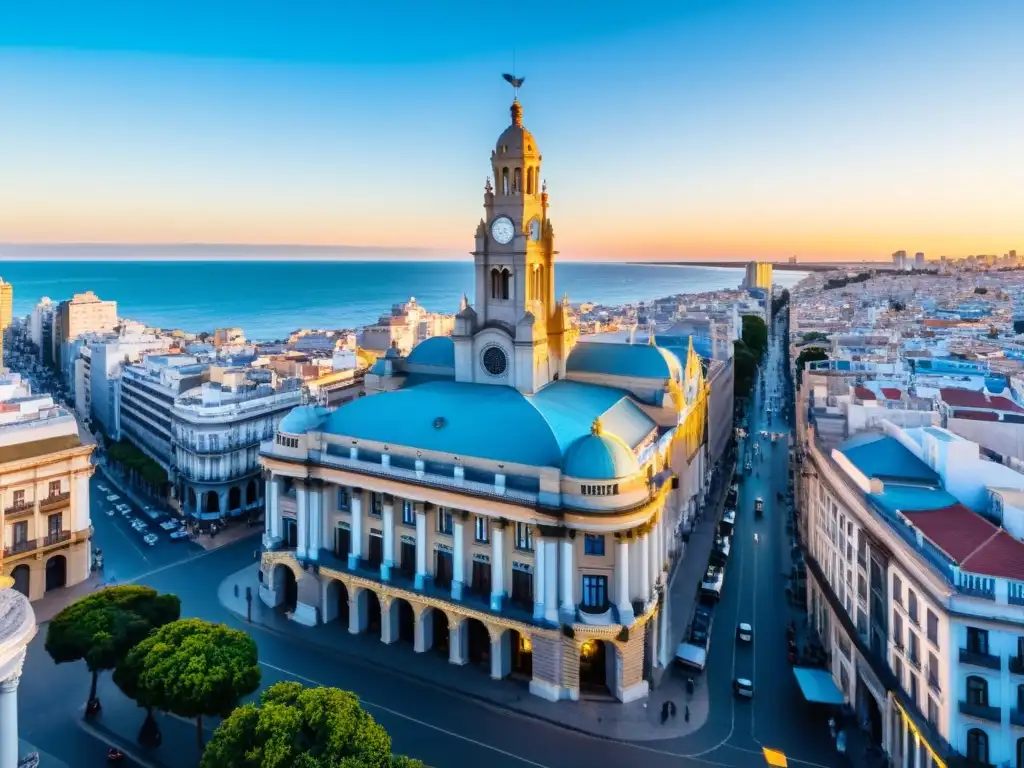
[
  {"left": 838, "top": 432, "right": 939, "bottom": 484},
  {"left": 939, "top": 387, "right": 1024, "bottom": 413},
  {"left": 0, "top": 434, "right": 81, "bottom": 465},
  {"left": 902, "top": 503, "right": 1024, "bottom": 581},
  {"left": 566, "top": 341, "right": 682, "bottom": 380}
]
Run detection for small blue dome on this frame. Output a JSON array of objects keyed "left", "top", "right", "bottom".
[
  {"left": 279, "top": 405, "right": 330, "bottom": 435},
  {"left": 407, "top": 336, "right": 455, "bottom": 368},
  {"left": 562, "top": 425, "right": 640, "bottom": 480}
]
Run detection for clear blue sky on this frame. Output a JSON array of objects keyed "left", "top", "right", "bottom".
[{"left": 1, "top": 1, "right": 1021, "bottom": 260}]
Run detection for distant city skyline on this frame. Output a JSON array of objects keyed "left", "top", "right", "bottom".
[{"left": 1, "top": 1, "right": 1021, "bottom": 261}]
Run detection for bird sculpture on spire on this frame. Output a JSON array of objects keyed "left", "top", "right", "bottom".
[{"left": 502, "top": 72, "right": 525, "bottom": 98}]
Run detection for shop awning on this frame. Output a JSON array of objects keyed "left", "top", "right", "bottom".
[{"left": 792, "top": 667, "right": 846, "bottom": 705}]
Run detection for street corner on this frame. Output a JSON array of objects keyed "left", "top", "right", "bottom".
[{"left": 217, "top": 561, "right": 264, "bottom": 619}]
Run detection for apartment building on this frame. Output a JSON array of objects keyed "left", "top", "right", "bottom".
[
  {"left": 0, "top": 374, "right": 95, "bottom": 601},
  {"left": 798, "top": 372, "right": 1024, "bottom": 768},
  {"left": 55, "top": 291, "right": 118, "bottom": 371}
]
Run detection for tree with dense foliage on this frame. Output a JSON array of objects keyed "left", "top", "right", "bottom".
[
  {"left": 795, "top": 346, "right": 829, "bottom": 384},
  {"left": 202, "top": 681, "right": 427, "bottom": 768},
  {"left": 123, "top": 618, "right": 261, "bottom": 751},
  {"left": 741, "top": 315, "right": 769, "bottom": 360},
  {"left": 733, "top": 341, "right": 758, "bottom": 401},
  {"left": 801, "top": 332, "right": 828, "bottom": 344},
  {"left": 44, "top": 585, "right": 181, "bottom": 713}
]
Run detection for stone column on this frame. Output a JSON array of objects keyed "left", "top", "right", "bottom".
[
  {"left": 451, "top": 514, "right": 465, "bottom": 601},
  {"left": 265, "top": 475, "right": 280, "bottom": 541},
  {"left": 381, "top": 495, "right": 395, "bottom": 581},
  {"left": 490, "top": 630, "right": 511, "bottom": 680},
  {"left": 638, "top": 531, "right": 651, "bottom": 603},
  {"left": 0, "top": 676, "right": 19, "bottom": 768},
  {"left": 295, "top": 482, "right": 309, "bottom": 559},
  {"left": 649, "top": 519, "right": 660, "bottom": 588},
  {"left": 306, "top": 482, "right": 321, "bottom": 561},
  {"left": 544, "top": 539, "right": 559, "bottom": 624},
  {"left": 559, "top": 536, "right": 574, "bottom": 621},
  {"left": 218, "top": 489, "right": 229, "bottom": 521},
  {"left": 532, "top": 535, "right": 546, "bottom": 621},
  {"left": 912, "top": 732, "right": 921, "bottom": 768},
  {"left": 628, "top": 534, "right": 641, "bottom": 602},
  {"left": 347, "top": 489, "right": 363, "bottom": 569},
  {"left": 449, "top": 618, "right": 467, "bottom": 665},
  {"left": 414, "top": 507, "right": 428, "bottom": 589},
  {"left": 616, "top": 536, "right": 633, "bottom": 624},
  {"left": 489, "top": 523, "right": 505, "bottom": 611}
]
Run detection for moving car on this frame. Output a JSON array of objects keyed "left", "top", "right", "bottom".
[
  {"left": 142, "top": 533, "right": 159, "bottom": 546},
  {"left": 106, "top": 494, "right": 120, "bottom": 502},
  {"left": 675, "top": 642, "right": 707, "bottom": 672},
  {"left": 96, "top": 484, "right": 109, "bottom": 492},
  {"left": 690, "top": 604, "right": 714, "bottom": 647},
  {"left": 737, "top": 622, "right": 753, "bottom": 643},
  {"left": 733, "top": 677, "right": 754, "bottom": 698},
  {"left": 116, "top": 504, "right": 131, "bottom": 513},
  {"left": 754, "top": 497, "right": 764, "bottom": 517},
  {"left": 159, "top": 520, "right": 181, "bottom": 531}
]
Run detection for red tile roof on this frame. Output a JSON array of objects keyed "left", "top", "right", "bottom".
[
  {"left": 939, "top": 388, "right": 1024, "bottom": 413},
  {"left": 902, "top": 504, "right": 1024, "bottom": 581},
  {"left": 881, "top": 388, "right": 903, "bottom": 401},
  {"left": 855, "top": 386, "right": 876, "bottom": 401}
]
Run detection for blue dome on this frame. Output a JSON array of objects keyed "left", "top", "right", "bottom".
[
  {"left": 279, "top": 405, "right": 331, "bottom": 435},
  {"left": 562, "top": 429, "right": 640, "bottom": 480},
  {"left": 407, "top": 336, "right": 455, "bottom": 368},
  {"left": 567, "top": 341, "right": 682, "bottom": 380}
]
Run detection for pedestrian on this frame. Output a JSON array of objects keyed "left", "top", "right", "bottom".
[
  {"left": 660, "top": 701, "right": 669, "bottom": 724},
  {"left": 669, "top": 701, "right": 677, "bottom": 717},
  {"left": 684, "top": 705, "right": 690, "bottom": 723}
]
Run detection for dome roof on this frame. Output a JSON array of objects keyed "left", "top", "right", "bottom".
[
  {"left": 495, "top": 101, "right": 539, "bottom": 159},
  {"left": 406, "top": 336, "right": 455, "bottom": 368},
  {"left": 562, "top": 421, "right": 640, "bottom": 481},
  {"left": 279, "top": 405, "right": 331, "bottom": 435},
  {"left": 567, "top": 341, "right": 683, "bottom": 381}
]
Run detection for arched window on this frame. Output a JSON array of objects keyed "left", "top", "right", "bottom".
[
  {"left": 967, "top": 729, "right": 989, "bottom": 764},
  {"left": 526, "top": 168, "right": 534, "bottom": 195},
  {"left": 490, "top": 268, "right": 501, "bottom": 299},
  {"left": 501, "top": 168, "right": 509, "bottom": 195},
  {"left": 967, "top": 675, "right": 989, "bottom": 706},
  {"left": 513, "top": 167, "right": 522, "bottom": 194},
  {"left": 501, "top": 268, "right": 511, "bottom": 300}
]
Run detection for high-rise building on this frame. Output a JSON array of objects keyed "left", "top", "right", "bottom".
[
  {"left": 0, "top": 279, "right": 13, "bottom": 334},
  {"left": 742, "top": 261, "right": 773, "bottom": 291},
  {"left": 914, "top": 252, "right": 925, "bottom": 269},
  {"left": 892, "top": 250, "right": 907, "bottom": 271}
]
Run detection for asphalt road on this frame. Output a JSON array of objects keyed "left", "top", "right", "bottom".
[{"left": 15, "top": 314, "right": 846, "bottom": 768}]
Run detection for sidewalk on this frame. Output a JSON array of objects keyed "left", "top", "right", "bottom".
[
  {"left": 19, "top": 738, "right": 70, "bottom": 768},
  {"left": 31, "top": 572, "right": 105, "bottom": 624},
  {"left": 220, "top": 562, "right": 710, "bottom": 742}
]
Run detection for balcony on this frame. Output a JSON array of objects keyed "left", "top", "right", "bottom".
[
  {"left": 1012, "top": 708, "right": 1024, "bottom": 727},
  {"left": 1010, "top": 656, "right": 1024, "bottom": 676},
  {"left": 3, "top": 530, "right": 80, "bottom": 558},
  {"left": 39, "top": 492, "right": 71, "bottom": 512},
  {"left": 3, "top": 539, "right": 37, "bottom": 557},
  {"left": 3, "top": 501, "right": 34, "bottom": 520},
  {"left": 959, "top": 648, "right": 1001, "bottom": 671},
  {"left": 44, "top": 530, "right": 72, "bottom": 547},
  {"left": 958, "top": 700, "right": 1000, "bottom": 723}
]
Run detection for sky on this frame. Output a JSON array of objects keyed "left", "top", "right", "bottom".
[{"left": 1, "top": 1, "right": 1022, "bottom": 262}]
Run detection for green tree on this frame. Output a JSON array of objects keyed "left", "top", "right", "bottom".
[
  {"left": 733, "top": 341, "right": 758, "bottom": 400},
  {"left": 202, "top": 681, "right": 427, "bottom": 768},
  {"left": 44, "top": 585, "right": 180, "bottom": 713},
  {"left": 124, "top": 618, "right": 261, "bottom": 751},
  {"left": 795, "top": 346, "right": 829, "bottom": 383},
  {"left": 741, "top": 315, "right": 769, "bottom": 360}
]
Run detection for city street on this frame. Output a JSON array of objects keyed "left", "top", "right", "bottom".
[{"left": 15, "top": 313, "right": 846, "bottom": 768}]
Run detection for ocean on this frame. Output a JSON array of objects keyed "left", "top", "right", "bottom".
[{"left": 0, "top": 260, "right": 807, "bottom": 341}]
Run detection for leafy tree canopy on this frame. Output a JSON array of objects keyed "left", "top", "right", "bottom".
[
  {"left": 45, "top": 585, "right": 181, "bottom": 674},
  {"left": 741, "top": 315, "right": 768, "bottom": 359},
  {"left": 795, "top": 346, "right": 829, "bottom": 383},
  {"left": 202, "top": 682, "right": 428, "bottom": 768},
  {"left": 125, "top": 619, "right": 261, "bottom": 722}
]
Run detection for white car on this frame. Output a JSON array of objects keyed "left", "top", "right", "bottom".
[
  {"left": 159, "top": 520, "right": 180, "bottom": 531},
  {"left": 106, "top": 494, "right": 120, "bottom": 502},
  {"left": 143, "top": 533, "right": 158, "bottom": 546},
  {"left": 116, "top": 504, "right": 131, "bottom": 513},
  {"left": 169, "top": 529, "right": 190, "bottom": 541},
  {"left": 132, "top": 520, "right": 148, "bottom": 531},
  {"left": 120, "top": 508, "right": 133, "bottom": 518},
  {"left": 737, "top": 622, "right": 753, "bottom": 643},
  {"left": 97, "top": 484, "right": 109, "bottom": 492},
  {"left": 104, "top": 508, "right": 116, "bottom": 517},
  {"left": 733, "top": 677, "right": 754, "bottom": 698}
]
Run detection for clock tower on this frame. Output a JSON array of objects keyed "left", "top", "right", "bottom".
[{"left": 452, "top": 83, "right": 572, "bottom": 394}]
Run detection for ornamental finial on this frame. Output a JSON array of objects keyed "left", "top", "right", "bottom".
[{"left": 591, "top": 418, "right": 603, "bottom": 436}]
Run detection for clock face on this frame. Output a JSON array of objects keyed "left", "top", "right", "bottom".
[
  {"left": 529, "top": 219, "right": 541, "bottom": 241},
  {"left": 491, "top": 217, "right": 515, "bottom": 245}
]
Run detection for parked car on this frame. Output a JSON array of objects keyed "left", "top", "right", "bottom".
[
  {"left": 104, "top": 508, "right": 115, "bottom": 517},
  {"left": 120, "top": 508, "right": 132, "bottom": 518},
  {"left": 96, "top": 484, "right": 109, "bottom": 492},
  {"left": 169, "top": 529, "right": 189, "bottom": 541},
  {"left": 106, "top": 494, "right": 120, "bottom": 502},
  {"left": 142, "top": 533, "right": 158, "bottom": 546},
  {"left": 159, "top": 520, "right": 181, "bottom": 531}
]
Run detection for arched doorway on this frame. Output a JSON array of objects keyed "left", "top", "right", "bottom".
[
  {"left": 187, "top": 487, "right": 197, "bottom": 512},
  {"left": 204, "top": 491, "right": 220, "bottom": 515},
  {"left": 395, "top": 599, "right": 415, "bottom": 644},
  {"left": 325, "top": 579, "right": 349, "bottom": 626},
  {"left": 45, "top": 555, "right": 67, "bottom": 593},
  {"left": 10, "top": 565, "right": 30, "bottom": 598},
  {"left": 365, "top": 591, "right": 382, "bottom": 636},
  {"left": 273, "top": 564, "right": 297, "bottom": 612},
  {"left": 228, "top": 487, "right": 241, "bottom": 512},
  {"left": 509, "top": 629, "right": 533, "bottom": 678},
  {"left": 246, "top": 480, "right": 257, "bottom": 506},
  {"left": 467, "top": 618, "right": 491, "bottom": 667},
  {"left": 432, "top": 610, "right": 450, "bottom": 657},
  {"left": 579, "top": 639, "right": 611, "bottom": 694}
]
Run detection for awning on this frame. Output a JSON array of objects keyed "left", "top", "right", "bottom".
[{"left": 792, "top": 667, "right": 846, "bottom": 705}]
